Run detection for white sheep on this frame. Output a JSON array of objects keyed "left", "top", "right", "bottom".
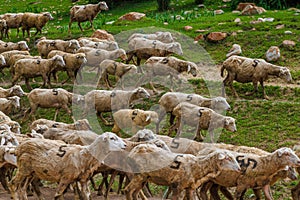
[
  {"left": 127, "top": 129, "right": 157, "bottom": 142},
  {"left": 8, "top": 132, "right": 126, "bottom": 200},
  {"left": 112, "top": 109, "right": 158, "bottom": 136},
  {"left": 9, "top": 54, "right": 42, "bottom": 76},
  {"left": 124, "top": 144, "right": 241, "bottom": 200},
  {"left": 47, "top": 50, "right": 87, "bottom": 83},
  {"left": 128, "top": 32, "right": 174, "bottom": 43},
  {"left": 36, "top": 38, "right": 81, "bottom": 58},
  {"left": 145, "top": 56, "right": 198, "bottom": 77},
  {"left": 226, "top": 44, "right": 242, "bottom": 58},
  {"left": 0, "top": 111, "right": 20, "bottom": 134},
  {"left": 0, "top": 41, "right": 29, "bottom": 54},
  {"left": 0, "top": 13, "right": 23, "bottom": 38},
  {"left": 25, "top": 88, "right": 84, "bottom": 121},
  {"left": 68, "top": 2, "right": 109, "bottom": 33},
  {"left": 0, "top": 96, "right": 20, "bottom": 115},
  {"left": 30, "top": 118, "right": 91, "bottom": 132},
  {"left": 83, "top": 87, "right": 150, "bottom": 125},
  {"left": 21, "top": 12, "right": 54, "bottom": 37},
  {"left": 170, "top": 102, "right": 236, "bottom": 142},
  {"left": 0, "top": 50, "right": 30, "bottom": 74},
  {"left": 11, "top": 55, "right": 65, "bottom": 90},
  {"left": 77, "top": 47, "right": 128, "bottom": 67},
  {"left": 78, "top": 38, "right": 119, "bottom": 51},
  {"left": 221, "top": 55, "right": 293, "bottom": 99},
  {"left": 97, "top": 59, "right": 137, "bottom": 89},
  {"left": 127, "top": 37, "right": 183, "bottom": 66},
  {"left": 0, "top": 85, "right": 25, "bottom": 98}
]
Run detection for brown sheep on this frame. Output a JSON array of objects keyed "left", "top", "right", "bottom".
[
  {"left": 221, "top": 55, "right": 293, "bottom": 99},
  {"left": 0, "top": 41, "right": 29, "bottom": 54},
  {"left": 0, "top": 50, "right": 30, "bottom": 74},
  {"left": 0, "top": 13, "right": 23, "bottom": 38},
  {"left": 68, "top": 2, "right": 109, "bottom": 33},
  {"left": 0, "top": 85, "right": 25, "bottom": 98},
  {"left": 47, "top": 50, "right": 87, "bottom": 83},
  {"left": 12, "top": 55, "right": 65, "bottom": 90},
  {"left": 0, "top": 96, "right": 20, "bottom": 115},
  {"left": 36, "top": 38, "right": 81, "bottom": 58},
  {"left": 9, "top": 54, "right": 41, "bottom": 76},
  {"left": 0, "top": 19, "right": 7, "bottom": 39},
  {"left": 21, "top": 12, "right": 54, "bottom": 37},
  {"left": 97, "top": 59, "right": 137, "bottom": 89}
]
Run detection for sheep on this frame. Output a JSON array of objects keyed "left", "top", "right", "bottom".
[
  {"left": 0, "top": 19, "right": 7, "bottom": 39},
  {"left": 21, "top": 12, "right": 54, "bottom": 37},
  {"left": 127, "top": 37, "right": 183, "bottom": 66},
  {"left": 226, "top": 44, "right": 242, "bottom": 58},
  {"left": 83, "top": 87, "right": 150, "bottom": 125},
  {"left": 221, "top": 55, "right": 293, "bottom": 99},
  {"left": 0, "top": 54, "right": 6, "bottom": 71},
  {"left": 68, "top": 2, "right": 109, "bottom": 33},
  {"left": 12, "top": 55, "right": 65, "bottom": 90},
  {"left": 0, "top": 13, "right": 23, "bottom": 38},
  {"left": 97, "top": 59, "right": 137, "bottom": 89},
  {"left": 36, "top": 39, "right": 81, "bottom": 58},
  {"left": 169, "top": 102, "right": 236, "bottom": 142},
  {"left": 0, "top": 96, "right": 20, "bottom": 115},
  {"left": 9, "top": 54, "right": 42, "bottom": 76},
  {"left": 124, "top": 144, "right": 241, "bottom": 200},
  {"left": 0, "top": 111, "right": 20, "bottom": 134},
  {"left": 0, "top": 41, "right": 29, "bottom": 54},
  {"left": 0, "top": 85, "right": 25, "bottom": 98},
  {"left": 0, "top": 50, "right": 30, "bottom": 74},
  {"left": 197, "top": 147, "right": 300, "bottom": 200},
  {"left": 78, "top": 38, "right": 119, "bottom": 51},
  {"left": 42, "top": 128, "right": 99, "bottom": 146},
  {"left": 112, "top": 109, "right": 158, "bottom": 136},
  {"left": 145, "top": 56, "right": 198, "bottom": 77},
  {"left": 30, "top": 118, "right": 92, "bottom": 132},
  {"left": 25, "top": 88, "right": 84, "bottom": 121},
  {"left": 128, "top": 32, "right": 174, "bottom": 43},
  {"left": 47, "top": 50, "right": 87, "bottom": 83},
  {"left": 127, "top": 128, "right": 157, "bottom": 142},
  {"left": 157, "top": 92, "right": 231, "bottom": 133},
  {"left": 77, "top": 47, "right": 128, "bottom": 67},
  {"left": 8, "top": 132, "right": 126, "bottom": 200}
]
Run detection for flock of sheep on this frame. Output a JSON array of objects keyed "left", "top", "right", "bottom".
[{"left": 0, "top": 1, "right": 298, "bottom": 200}]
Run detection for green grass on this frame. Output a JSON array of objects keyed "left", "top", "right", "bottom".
[{"left": 1, "top": 0, "right": 300, "bottom": 199}]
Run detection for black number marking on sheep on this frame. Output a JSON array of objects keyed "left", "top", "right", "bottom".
[
  {"left": 170, "top": 138, "right": 180, "bottom": 149},
  {"left": 252, "top": 60, "right": 259, "bottom": 67},
  {"left": 170, "top": 155, "right": 183, "bottom": 169},
  {"left": 95, "top": 50, "right": 101, "bottom": 56},
  {"left": 197, "top": 108, "right": 205, "bottom": 117},
  {"left": 52, "top": 89, "right": 58, "bottom": 95},
  {"left": 4, "top": 43, "right": 8, "bottom": 48},
  {"left": 236, "top": 156, "right": 257, "bottom": 169},
  {"left": 187, "top": 94, "right": 193, "bottom": 101},
  {"left": 36, "top": 60, "right": 40, "bottom": 64},
  {"left": 57, "top": 145, "right": 67, "bottom": 157}
]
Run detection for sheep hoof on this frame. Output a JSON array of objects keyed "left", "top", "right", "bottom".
[{"left": 263, "top": 95, "right": 270, "bottom": 100}]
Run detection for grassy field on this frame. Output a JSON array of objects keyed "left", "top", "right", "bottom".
[{"left": 1, "top": 0, "right": 300, "bottom": 199}]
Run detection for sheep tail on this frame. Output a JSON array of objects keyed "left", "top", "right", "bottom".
[{"left": 220, "top": 65, "right": 226, "bottom": 77}]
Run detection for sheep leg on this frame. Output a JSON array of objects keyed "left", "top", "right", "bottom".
[
  {"left": 54, "top": 108, "right": 59, "bottom": 121},
  {"left": 8, "top": 169, "right": 30, "bottom": 200},
  {"left": 198, "top": 181, "right": 213, "bottom": 200},
  {"left": 98, "top": 112, "right": 112, "bottom": 126},
  {"left": 220, "top": 186, "right": 234, "bottom": 200},
  {"left": 68, "top": 20, "right": 73, "bottom": 33},
  {"left": 291, "top": 181, "right": 300, "bottom": 200},
  {"left": 245, "top": 81, "right": 258, "bottom": 96},
  {"left": 260, "top": 80, "right": 269, "bottom": 100},
  {"left": 31, "top": 178, "right": 45, "bottom": 200},
  {"left": 117, "top": 174, "right": 125, "bottom": 194},
  {"left": 24, "top": 78, "right": 32, "bottom": 91},
  {"left": 79, "top": 181, "right": 90, "bottom": 200},
  {"left": 252, "top": 189, "right": 262, "bottom": 200},
  {"left": 0, "top": 167, "right": 9, "bottom": 191},
  {"left": 234, "top": 186, "right": 247, "bottom": 200},
  {"left": 89, "top": 19, "right": 95, "bottom": 31},
  {"left": 195, "top": 124, "right": 204, "bottom": 142},
  {"left": 54, "top": 181, "right": 70, "bottom": 200},
  {"left": 223, "top": 74, "right": 239, "bottom": 98},
  {"left": 262, "top": 185, "right": 273, "bottom": 200},
  {"left": 105, "top": 171, "right": 118, "bottom": 198},
  {"left": 168, "top": 118, "right": 180, "bottom": 136},
  {"left": 77, "top": 22, "right": 84, "bottom": 32}
]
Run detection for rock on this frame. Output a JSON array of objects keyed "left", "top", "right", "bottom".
[
  {"left": 174, "top": 15, "right": 184, "bottom": 20},
  {"left": 91, "top": 29, "right": 115, "bottom": 41},
  {"left": 218, "top": 22, "right": 226, "bottom": 25},
  {"left": 184, "top": 11, "right": 192, "bottom": 15},
  {"left": 234, "top": 18, "right": 241, "bottom": 23},
  {"left": 251, "top": 28, "right": 256, "bottom": 31},
  {"left": 226, "top": 44, "right": 242, "bottom": 57},
  {"left": 223, "top": 0, "right": 231, "bottom": 2},
  {"left": 250, "top": 20, "right": 262, "bottom": 24},
  {"left": 206, "top": 32, "right": 227, "bottom": 42},
  {"left": 265, "top": 46, "right": 280, "bottom": 62},
  {"left": 163, "top": 22, "right": 168, "bottom": 25},
  {"left": 231, "top": 32, "right": 237, "bottom": 36},
  {"left": 282, "top": 40, "right": 296, "bottom": 48},
  {"left": 195, "top": 29, "right": 208, "bottom": 33},
  {"left": 118, "top": 12, "right": 146, "bottom": 21},
  {"left": 218, "top": 5, "right": 228, "bottom": 8},
  {"left": 288, "top": 8, "right": 300, "bottom": 12},
  {"left": 237, "top": 30, "right": 243, "bottom": 33},
  {"left": 276, "top": 24, "right": 285, "bottom": 29},
  {"left": 184, "top": 26, "right": 193, "bottom": 31},
  {"left": 105, "top": 21, "right": 115, "bottom": 25},
  {"left": 294, "top": 13, "right": 299, "bottom": 16},
  {"left": 237, "top": 3, "right": 256, "bottom": 11},
  {"left": 285, "top": 31, "right": 292, "bottom": 34},
  {"left": 241, "top": 5, "right": 266, "bottom": 15},
  {"left": 214, "top": 10, "right": 224, "bottom": 15},
  {"left": 232, "top": 10, "right": 241, "bottom": 14},
  {"left": 198, "top": 4, "right": 205, "bottom": 8},
  {"left": 194, "top": 34, "right": 205, "bottom": 41}
]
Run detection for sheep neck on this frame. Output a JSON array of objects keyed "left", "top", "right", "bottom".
[
  {"left": 86, "top": 137, "right": 110, "bottom": 163},
  {"left": 193, "top": 154, "right": 220, "bottom": 181},
  {"left": 264, "top": 64, "right": 283, "bottom": 76}
]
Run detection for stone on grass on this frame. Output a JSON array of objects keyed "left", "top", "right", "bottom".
[
  {"left": 118, "top": 12, "right": 146, "bottom": 21},
  {"left": 265, "top": 46, "right": 280, "bottom": 62},
  {"left": 206, "top": 32, "right": 227, "bottom": 42},
  {"left": 282, "top": 40, "right": 296, "bottom": 49}
]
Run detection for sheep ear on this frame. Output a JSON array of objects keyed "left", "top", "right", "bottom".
[
  {"left": 146, "top": 114, "right": 151, "bottom": 122},
  {"left": 218, "top": 153, "right": 226, "bottom": 160},
  {"left": 138, "top": 131, "right": 145, "bottom": 139},
  {"left": 187, "top": 65, "right": 191, "bottom": 73},
  {"left": 76, "top": 55, "right": 80, "bottom": 59},
  {"left": 162, "top": 58, "right": 169, "bottom": 64},
  {"left": 277, "top": 148, "right": 290, "bottom": 157}
]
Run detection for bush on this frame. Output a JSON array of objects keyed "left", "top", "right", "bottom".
[{"left": 230, "top": 0, "right": 299, "bottom": 10}]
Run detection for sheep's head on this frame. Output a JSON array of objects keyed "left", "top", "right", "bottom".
[
  {"left": 223, "top": 117, "right": 236, "bottom": 132},
  {"left": 69, "top": 40, "right": 81, "bottom": 52},
  {"left": 212, "top": 97, "right": 231, "bottom": 112},
  {"left": 275, "top": 147, "right": 300, "bottom": 168},
  {"left": 75, "top": 119, "right": 92, "bottom": 130},
  {"left": 18, "top": 41, "right": 29, "bottom": 51},
  {"left": 100, "top": 132, "right": 126, "bottom": 151},
  {"left": 7, "top": 96, "right": 20, "bottom": 110},
  {"left": 98, "top": 1, "right": 109, "bottom": 11},
  {"left": 133, "top": 87, "right": 150, "bottom": 99},
  {"left": 52, "top": 55, "right": 65, "bottom": 69},
  {"left": 0, "top": 19, "right": 7, "bottom": 28},
  {"left": 117, "top": 49, "right": 127, "bottom": 61},
  {"left": 187, "top": 63, "right": 197, "bottom": 77},
  {"left": 144, "top": 56, "right": 165, "bottom": 65},
  {"left": 10, "top": 85, "right": 25, "bottom": 97},
  {"left": 42, "top": 12, "right": 54, "bottom": 21},
  {"left": 279, "top": 67, "right": 292, "bottom": 83},
  {"left": 168, "top": 42, "right": 183, "bottom": 55},
  {"left": 210, "top": 149, "right": 241, "bottom": 173},
  {"left": 135, "top": 129, "right": 157, "bottom": 142},
  {"left": 75, "top": 53, "right": 87, "bottom": 64},
  {"left": 0, "top": 55, "right": 6, "bottom": 66}
]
